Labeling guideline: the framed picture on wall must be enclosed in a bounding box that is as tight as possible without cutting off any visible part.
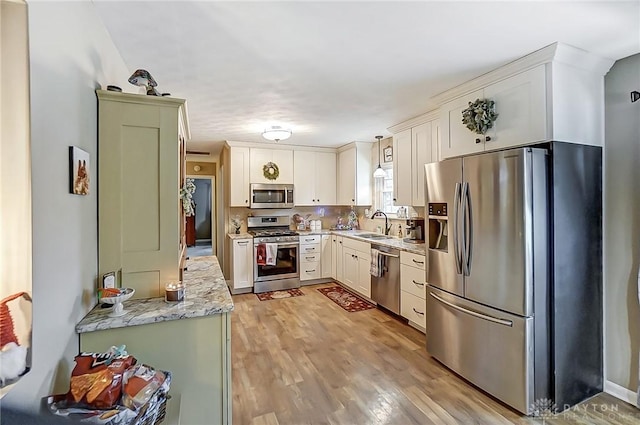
[383,146,393,163]
[69,146,90,195]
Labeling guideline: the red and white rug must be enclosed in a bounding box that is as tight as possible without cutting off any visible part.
[317,286,376,312]
[256,288,305,301]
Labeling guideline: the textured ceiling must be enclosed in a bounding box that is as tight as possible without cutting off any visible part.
[94,1,640,154]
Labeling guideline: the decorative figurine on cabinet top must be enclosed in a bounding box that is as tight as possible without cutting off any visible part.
[128,69,161,96]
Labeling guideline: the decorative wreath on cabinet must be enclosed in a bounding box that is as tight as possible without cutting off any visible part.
[461,98,498,135]
[263,162,280,180]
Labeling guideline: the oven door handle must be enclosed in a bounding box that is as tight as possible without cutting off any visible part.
[255,242,299,248]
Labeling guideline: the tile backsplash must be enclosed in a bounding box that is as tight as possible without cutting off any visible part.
[229,206,424,235]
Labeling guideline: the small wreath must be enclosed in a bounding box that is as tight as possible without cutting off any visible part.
[461,98,498,135]
[263,162,279,180]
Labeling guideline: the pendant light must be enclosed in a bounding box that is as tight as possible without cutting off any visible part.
[373,135,386,178]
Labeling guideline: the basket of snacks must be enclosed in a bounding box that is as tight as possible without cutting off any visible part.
[47,346,171,425]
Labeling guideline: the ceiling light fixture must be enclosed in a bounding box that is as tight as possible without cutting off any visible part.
[262,125,292,142]
[373,135,386,178]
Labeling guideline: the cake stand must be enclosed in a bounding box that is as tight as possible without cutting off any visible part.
[100,288,135,317]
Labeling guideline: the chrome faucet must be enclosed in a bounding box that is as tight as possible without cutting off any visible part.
[370,210,391,235]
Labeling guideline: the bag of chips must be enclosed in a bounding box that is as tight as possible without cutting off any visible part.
[66,346,136,409]
[121,364,168,410]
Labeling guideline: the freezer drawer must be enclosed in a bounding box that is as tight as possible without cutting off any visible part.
[426,286,534,414]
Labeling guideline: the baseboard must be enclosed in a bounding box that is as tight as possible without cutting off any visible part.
[604,380,638,406]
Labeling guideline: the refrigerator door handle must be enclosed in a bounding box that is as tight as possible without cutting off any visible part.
[429,292,513,327]
[453,182,463,275]
[462,182,473,276]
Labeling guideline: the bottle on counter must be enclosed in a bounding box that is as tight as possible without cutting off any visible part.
[398,224,403,238]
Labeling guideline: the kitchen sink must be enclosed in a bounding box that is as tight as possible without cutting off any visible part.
[355,233,394,240]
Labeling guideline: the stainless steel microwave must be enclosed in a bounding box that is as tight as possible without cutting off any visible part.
[250,183,294,209]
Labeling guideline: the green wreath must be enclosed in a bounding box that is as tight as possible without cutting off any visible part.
[461,98,498,135]
[263,162,279,180]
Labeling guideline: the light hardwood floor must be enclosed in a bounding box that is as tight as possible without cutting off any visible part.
[231,283,638,425]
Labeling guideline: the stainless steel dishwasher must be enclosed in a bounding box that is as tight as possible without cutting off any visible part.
[371,244,400,314]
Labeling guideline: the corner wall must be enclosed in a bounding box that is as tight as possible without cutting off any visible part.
[604,53,640,401]
[3,1,130,410]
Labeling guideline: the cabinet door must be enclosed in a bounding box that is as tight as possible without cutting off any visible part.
[99,98,180,299]
[483,66,547,152]
[321,235,332,278]
[249,148,272,184]
[230,147,250,207]
[342,248,358,290]
[440,89,484,159]
[331,235,338,280]
[271,149,294,184]
[336,236,344,283]
[411,122,432,207]
[356,252,372,298]
[293,150,316,205]
[431,119,441,163]
[392,129,412,206]
[315,152,337,205]
[337,148,356,205]
[232,239,253,290]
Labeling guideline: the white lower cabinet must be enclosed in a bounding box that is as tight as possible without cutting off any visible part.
[300,235,321,282]
[400,251,426,331]
[335,236,344,282]
[342,247,358,290]
[355,251,371,298]
[340,237,371,298]
[321,235,332,278]
[230,237,253,294]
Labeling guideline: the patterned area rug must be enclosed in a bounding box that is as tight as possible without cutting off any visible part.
[317,286,376,312]
[256,288,305,301]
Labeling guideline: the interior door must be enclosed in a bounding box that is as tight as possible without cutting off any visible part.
[462,148,533,316]
[425,158,463,297]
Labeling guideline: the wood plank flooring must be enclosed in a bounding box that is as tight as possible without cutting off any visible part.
[231,283,639,424]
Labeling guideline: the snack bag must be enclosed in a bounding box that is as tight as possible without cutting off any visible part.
[121,364,166,410]
[66,346,136,409]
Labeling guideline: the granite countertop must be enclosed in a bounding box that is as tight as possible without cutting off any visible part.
[76,256,233,334]
[228,232,252,240]
[299,229,426,255]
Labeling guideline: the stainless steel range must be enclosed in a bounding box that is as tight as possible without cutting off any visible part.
[247,216,300,293]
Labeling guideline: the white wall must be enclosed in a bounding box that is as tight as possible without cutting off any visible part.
[604,53,640,397]
[3,1,130,410]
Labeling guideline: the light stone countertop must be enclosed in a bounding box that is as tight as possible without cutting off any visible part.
[76,256,233,334]
[299,230,426,256]
[228,232,252,240]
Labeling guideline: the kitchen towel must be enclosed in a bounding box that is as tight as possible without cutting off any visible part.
[370,249,382,277]
[266,243,278,266]
[256,244,266,265]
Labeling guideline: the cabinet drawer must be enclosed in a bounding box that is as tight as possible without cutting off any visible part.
[300,235,321,244]
[401,265,426,298]
[300,253,321,263]
[400,251,426,270]
[401,291,426,329]
[300,244,320,254]
[343,237,370,253]
[300,262,321,280]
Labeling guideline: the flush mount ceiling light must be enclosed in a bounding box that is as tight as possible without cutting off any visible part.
[373,135,386,178]
[262,125,292,142]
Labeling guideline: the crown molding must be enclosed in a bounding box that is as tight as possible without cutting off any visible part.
[430,42,615,107]
[387,109,440,134]
[96,89,186,108]
[224,140,337,153]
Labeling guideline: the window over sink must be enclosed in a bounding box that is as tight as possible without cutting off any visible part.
[374,164,406,216]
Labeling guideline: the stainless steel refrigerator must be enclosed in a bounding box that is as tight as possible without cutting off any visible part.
[424,143,602,414]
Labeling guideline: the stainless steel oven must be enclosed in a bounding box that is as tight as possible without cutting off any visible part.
[248,216,300,293]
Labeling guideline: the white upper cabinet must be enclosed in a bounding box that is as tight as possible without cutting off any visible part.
[392,129,412,206]
[229,146,250,207]
[250,148,294,184]
[337,142,371,206]
[294,150,336,206]
[435,44,614,159]
[390,112,440,207]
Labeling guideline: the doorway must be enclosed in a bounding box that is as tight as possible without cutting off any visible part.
[187,176,216,257]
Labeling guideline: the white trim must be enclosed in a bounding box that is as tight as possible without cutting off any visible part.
[387,109,440,134]
[604,380,637,406]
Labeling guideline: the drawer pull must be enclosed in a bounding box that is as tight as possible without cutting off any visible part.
[306,270,316,273]
[238,241,249,245]
[305,238,315,242]
[412,259,425,265]
[412,307,425,316]
[305,256,315,260]
[412,280,424,287]
[430,292,513,327]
